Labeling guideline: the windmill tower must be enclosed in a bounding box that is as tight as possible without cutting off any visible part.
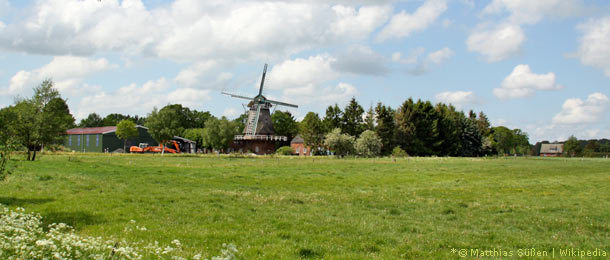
[222,64,298,154]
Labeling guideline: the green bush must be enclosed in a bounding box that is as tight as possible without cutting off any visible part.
[276,146,294,156]
[392,147,408,157]
[324,128,355,157]
[355,130,382,157]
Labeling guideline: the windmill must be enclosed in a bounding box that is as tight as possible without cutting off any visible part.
[222,64,298,154]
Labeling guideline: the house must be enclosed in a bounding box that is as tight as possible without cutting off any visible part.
[64,126,157,153]
[290,135,311,156]
[540,143,563,157]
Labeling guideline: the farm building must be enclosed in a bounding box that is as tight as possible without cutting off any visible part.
[64,126,157,153]
[540,143,563,157]
[290,135,311,156]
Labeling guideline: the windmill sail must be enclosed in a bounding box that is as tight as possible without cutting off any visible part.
[223,63,298,137]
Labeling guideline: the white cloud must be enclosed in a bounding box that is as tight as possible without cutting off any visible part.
[330,44,389,75]
[282,82,357,107]
[576,16,610,77]
[4,56,116,97]
[376,0,447,41]
[0,0,11,20]
[0,0,391,63]
[330,5,392,41]
[75,77,211,119]
[167,88,211,108]
[393,47,453,75]
[435,91,479,109]
[265,55,357,107]
[392,47,425,64]
[222,108,241,119]
[467,23,525,62]
[481,0,585,25]
[468,0,585,63]
[268,54,339,91]
[553,93,609,124]
[493,64,562,99]
[174,61,233,89]
[427,47,454,65]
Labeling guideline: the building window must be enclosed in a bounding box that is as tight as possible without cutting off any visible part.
[69,136,72,146]
[86,135,90,147]
[296,147,300,154]
[255,146,259,153]
[77,136,80,146]
[96,135,100,147]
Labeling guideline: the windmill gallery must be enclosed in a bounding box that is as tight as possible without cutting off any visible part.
[223,64,299,155]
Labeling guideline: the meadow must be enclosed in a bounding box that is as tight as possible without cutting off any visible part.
[1,154,609,259]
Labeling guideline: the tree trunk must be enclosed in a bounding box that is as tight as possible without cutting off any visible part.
[32,150,37,161]
[161,144,165,156]
[27,149,31,161]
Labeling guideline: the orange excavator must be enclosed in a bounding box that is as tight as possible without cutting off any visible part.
[130,140,181,154]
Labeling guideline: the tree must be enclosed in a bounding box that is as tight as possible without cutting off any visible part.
[271,110,298,143]
[9,80,74,160]
[355,130,382,157]
[219,117,241,151]
[10,100,37,160]
[583,140,599,157]
[491,126,514,155]
[324,128,355,157]
[0,107,17,181]
[79,113,104,127]
[201,117,240,152]
[459,116,483,157]
[375,103,395,155]
[512,129,529,155]
[233,113,248,133]
[146,107,184,155]
[116,120,138,152]
[394,98,440,156]
[363,105,375,131]
[300,112,324,152]
[182,128,204,151]
[201,117,221,151]
[323,104,343,134]
[435,103,461,156]
[342,98,364,137]
[564,135,581,157]
[103,113,130,126]
[477,112,491,137]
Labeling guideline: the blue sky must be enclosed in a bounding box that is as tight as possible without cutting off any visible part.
[1,0,609,142]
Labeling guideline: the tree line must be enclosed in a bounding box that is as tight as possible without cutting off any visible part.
[1,80,533,160]
[532,136,610,157]
[299,98,530,157]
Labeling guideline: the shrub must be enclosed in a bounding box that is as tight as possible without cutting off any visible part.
[0,205,237,260]
[324,128,355,157]
[275,146,294,156]
[355,130,382,157]
[392,147,408,157]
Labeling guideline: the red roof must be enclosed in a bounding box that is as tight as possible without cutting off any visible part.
[65,126,117,135]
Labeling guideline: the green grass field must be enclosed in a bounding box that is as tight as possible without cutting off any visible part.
[1,154,609,259]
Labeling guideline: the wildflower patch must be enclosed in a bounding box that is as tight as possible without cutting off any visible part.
[0,205,237,260]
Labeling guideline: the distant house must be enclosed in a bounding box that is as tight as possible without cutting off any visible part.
[64,126,157,153]
[290,135,310,156]
[540,143,563,157]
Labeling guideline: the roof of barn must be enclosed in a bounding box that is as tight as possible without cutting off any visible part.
[65,125,147,135]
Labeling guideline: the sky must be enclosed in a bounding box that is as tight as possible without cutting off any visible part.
[0,0,609,143]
